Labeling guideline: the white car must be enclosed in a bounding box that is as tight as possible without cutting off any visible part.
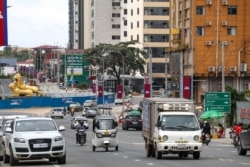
[83,100,97,107]
[3,117,66,165]
[51,107,65,118]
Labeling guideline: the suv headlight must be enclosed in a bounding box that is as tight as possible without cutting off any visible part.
[14,138,26,143]
[55,136,64,142]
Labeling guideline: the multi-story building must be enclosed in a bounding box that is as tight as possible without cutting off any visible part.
[173,0,250,103]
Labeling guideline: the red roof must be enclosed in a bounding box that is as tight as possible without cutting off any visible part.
[32,45,59,50]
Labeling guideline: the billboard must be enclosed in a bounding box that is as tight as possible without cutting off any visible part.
[0,0,8,46]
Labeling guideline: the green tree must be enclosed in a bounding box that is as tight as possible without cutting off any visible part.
[84,41,147,84]
[225,85,246,127]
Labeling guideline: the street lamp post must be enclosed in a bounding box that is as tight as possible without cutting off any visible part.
[91,56,105,107]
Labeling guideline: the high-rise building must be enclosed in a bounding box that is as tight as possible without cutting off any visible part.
[175,0,250,103]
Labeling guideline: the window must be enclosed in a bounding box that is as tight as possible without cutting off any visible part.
[124,9,127,15]
[137,34,139,41]
[112,36,120,40]
[137,8,139,15]
[228,6,237,15]
[124,31,127,37]
[131,22,133,29]
[137,21,139,28]
[124,20,127,26]
[131,9,133,16]
[112,13,121,17]
[124,0,127,3]
[112,24,121,29]
[131,35,133,41]
[227,27,236,36]
[196,6,205,15]
[196,26,205,36]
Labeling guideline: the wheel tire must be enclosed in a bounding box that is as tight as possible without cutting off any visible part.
[10,147,18,166]
[105,146,108,152]
[193,152,200,159]
[57,152,66,164]
[146,144,152,157]
[237,139,247,155]
[125,125,128,130]
[155,147,162,159]
[3,146,10,163]
[92,146,96,152]
[115,145,118,151]
[49,158,57,162]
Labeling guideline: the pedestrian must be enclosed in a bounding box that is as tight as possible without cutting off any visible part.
[63,107,66,115]
[65,86,68,92]
[217,123,224,138]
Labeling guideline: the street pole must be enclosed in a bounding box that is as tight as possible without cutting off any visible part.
[149,48,152,98]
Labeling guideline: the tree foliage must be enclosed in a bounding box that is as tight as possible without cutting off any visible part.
[0,46,31,61]
[84,41,148,84]
[225,85,246,127]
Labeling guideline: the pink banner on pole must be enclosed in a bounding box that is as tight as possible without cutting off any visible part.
[0,0,8,46]
[183,76,191,99]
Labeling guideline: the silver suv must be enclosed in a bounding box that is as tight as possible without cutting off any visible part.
[2,117,66,165]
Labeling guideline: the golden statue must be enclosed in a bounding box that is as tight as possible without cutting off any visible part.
[9,73,42,96]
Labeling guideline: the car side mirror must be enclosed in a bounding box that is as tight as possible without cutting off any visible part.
[5,127,13,133]
[156,121,162,127]
[95,121,100,129]
[114,121,118,127]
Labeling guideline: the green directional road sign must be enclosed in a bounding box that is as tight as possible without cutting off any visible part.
[204,92,231,112]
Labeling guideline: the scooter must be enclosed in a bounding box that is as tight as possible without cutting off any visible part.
[202,133,211,145]
[229,129,238,147]
[77,129,86,146]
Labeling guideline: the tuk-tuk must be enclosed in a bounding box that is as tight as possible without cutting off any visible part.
[92,115,118,152]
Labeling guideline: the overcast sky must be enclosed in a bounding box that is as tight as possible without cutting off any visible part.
[3,0,68,49]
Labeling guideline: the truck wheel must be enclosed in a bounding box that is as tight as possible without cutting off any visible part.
[92,146,96,152]
[237,139,247,155]
[155,148,162,159]
[10,147,18,166]
[193,152,200,159]
[146,144,152,157]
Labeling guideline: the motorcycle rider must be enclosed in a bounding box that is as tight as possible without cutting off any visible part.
[201,121,211,141]
[232,122,243,145]
[75,120,87,144]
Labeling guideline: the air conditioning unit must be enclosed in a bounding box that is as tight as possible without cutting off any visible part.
[222,21,227,26]
[206,41,212,46]
[218,66,223,72]
[206,0,212,5]
[230,66,237,72]
[222,41,227,46]
[222,0,228,5]
[240,63,247,72]
[206,21,212,26]
[208,66,215,72]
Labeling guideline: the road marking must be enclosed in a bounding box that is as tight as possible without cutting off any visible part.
[240,163,250,165]
[123,156,128,158]
[147,163,155,166]
[219,158,234,162]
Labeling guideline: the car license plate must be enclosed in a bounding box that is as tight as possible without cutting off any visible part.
[177,144,186,149]
[132,121,137,124]
[33,143,48,148]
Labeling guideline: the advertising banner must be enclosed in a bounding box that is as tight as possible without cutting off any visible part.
[144,84,150,98]
[0,0,8,46]
[117,85,123,99]
[98,85,103,97]
[183,76,191,99]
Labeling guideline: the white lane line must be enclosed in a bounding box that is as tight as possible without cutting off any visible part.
[123,156,128,158]
[147,163,155,166]
[134,159,140,162]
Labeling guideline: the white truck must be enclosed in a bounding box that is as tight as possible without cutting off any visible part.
[142,97,202,159]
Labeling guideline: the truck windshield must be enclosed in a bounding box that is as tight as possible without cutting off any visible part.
[161,115,200,131]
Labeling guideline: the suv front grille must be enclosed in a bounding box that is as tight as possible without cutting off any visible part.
[29,138,52,152]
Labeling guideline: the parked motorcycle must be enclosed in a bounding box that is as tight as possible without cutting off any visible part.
[202,133,211,145]
[77,129,86,146]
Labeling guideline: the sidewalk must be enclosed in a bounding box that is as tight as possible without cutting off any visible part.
[211,128,232,144]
